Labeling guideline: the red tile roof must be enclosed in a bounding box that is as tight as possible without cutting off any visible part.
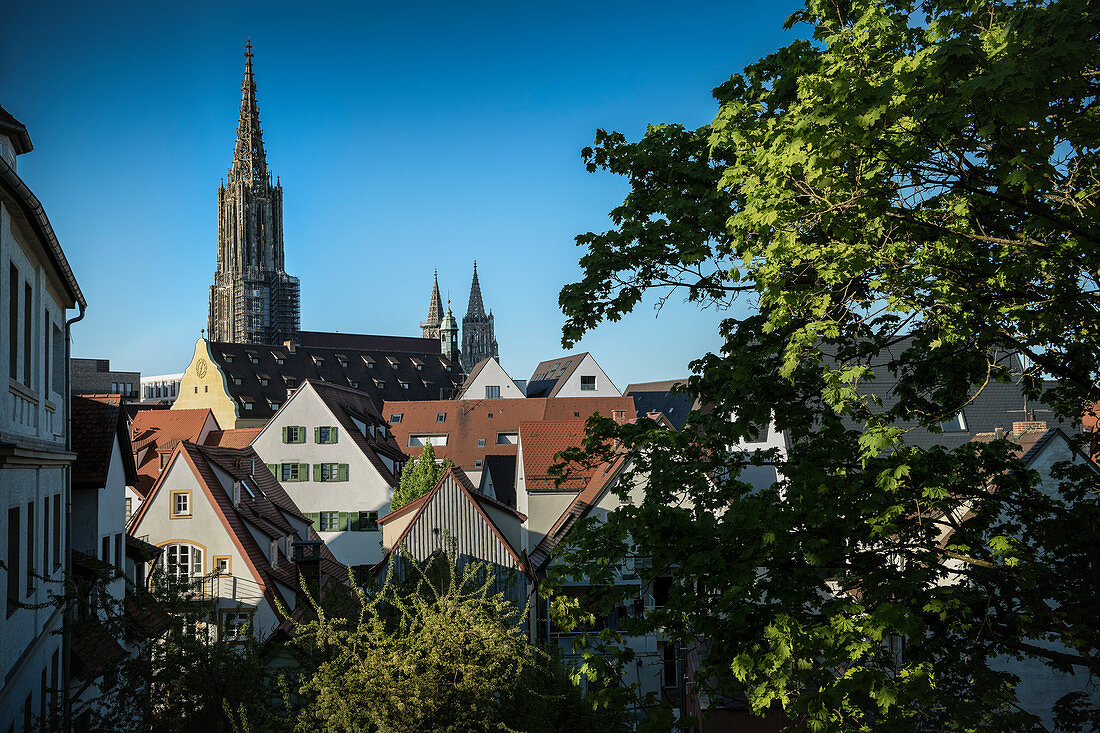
[519,420,599,490]
[382,396,634,470]
[130,408,217,497]
[204,428,262,448]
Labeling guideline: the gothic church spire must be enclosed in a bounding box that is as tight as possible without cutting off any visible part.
[421,270,445,339]
[460,261,497,372]
[466,261,486,319]
[231,39,268,186]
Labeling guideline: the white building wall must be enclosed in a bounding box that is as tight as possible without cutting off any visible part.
[140,373,184,403]
[250,383,394,567]
[1,173,75,733]
[553,354,621,398]
[460,358,525,400]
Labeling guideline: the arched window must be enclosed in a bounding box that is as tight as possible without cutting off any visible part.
[163,543,203,579]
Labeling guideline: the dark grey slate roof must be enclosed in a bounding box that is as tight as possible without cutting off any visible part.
[824,338,1073,450]
[625,379,699,431]
[480,454,517,508]
[208,338,463,419]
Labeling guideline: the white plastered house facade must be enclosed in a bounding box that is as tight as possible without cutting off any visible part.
[249,380,405,569]
[457,357,526,400]
[1,111,84,733]
[128,443,307,643]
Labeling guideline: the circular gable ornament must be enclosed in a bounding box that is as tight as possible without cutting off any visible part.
[196,358,209,379]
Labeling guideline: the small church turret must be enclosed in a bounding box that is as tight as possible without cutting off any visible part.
[440,302,460,364]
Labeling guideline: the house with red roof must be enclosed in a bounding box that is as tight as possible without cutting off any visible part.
[127,442,339,642]
[128,408,220,521]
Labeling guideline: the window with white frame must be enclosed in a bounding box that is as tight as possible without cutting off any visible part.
[319,512,339,531]
[163,543,203,579]
[221,610,253,642]
[170,490,191,517]
[580,375,596,391]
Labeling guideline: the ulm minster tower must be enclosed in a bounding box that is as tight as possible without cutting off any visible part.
[208,41,300,345]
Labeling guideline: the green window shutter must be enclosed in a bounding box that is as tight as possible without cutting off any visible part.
[314,427,321,443]
[337,512,348,531]
[266,463,277,478]
[282,426,289,443]
[307,512,317,528]
[313,464,323,482]
[350,513,360,532]
[297,427,307,444]
[298,463,309,481]
[338,464,348,481]
[331,427,338,444]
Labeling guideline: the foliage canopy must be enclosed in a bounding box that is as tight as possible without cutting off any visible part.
[391,440,453,511]
[553,0,1100,730]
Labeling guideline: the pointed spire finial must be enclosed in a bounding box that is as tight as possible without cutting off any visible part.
[232,39,267,185]
[465,261,486,319]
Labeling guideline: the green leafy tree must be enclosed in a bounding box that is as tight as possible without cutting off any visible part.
[391,440,452,511]
[552,0,1100,730]
[291,551,629,733]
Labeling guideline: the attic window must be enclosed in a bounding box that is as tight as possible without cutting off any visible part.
[400,381,409,390]
[349,379,359,389]
[313,357,324,368]
[487,412,494,419]
[436,413,446,423]
[336,355,348,368]
[268,400,280,410]
[574,411,580,418]
[362,355,375,368]
[390,413,403,424]
[247,353,259,364]
[580,375,596,391]
[374,379,385,389]
[475,459,483,468]
[496,432,518,445]
[274,354,285,365]
[233,377,242,386]
[477,438,485,447]
[259,376,270,386]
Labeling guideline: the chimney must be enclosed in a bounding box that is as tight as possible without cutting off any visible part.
[611,409,627,424]
[993,427,1006,440]
[1012,420,1047,437]
[283,339,296,354]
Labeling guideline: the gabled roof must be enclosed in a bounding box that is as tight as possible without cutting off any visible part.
[525,353,589,398]
[455,356,522,399]
[625,379,700,431]
[204,336,462,418]
[130,408,218,497]
[377,467,530,576]
[519,420,598,490]
[481,454,517,507]
[528,450,631,572]
[204,428,263,448]
[303,379,406,485]
[383,395,635,470]
[129,442,308,615]
[71,394,138,490]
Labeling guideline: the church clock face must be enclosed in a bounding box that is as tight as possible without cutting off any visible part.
[196,358,209,379]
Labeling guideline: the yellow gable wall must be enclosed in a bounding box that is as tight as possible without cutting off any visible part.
[173,338,240,428]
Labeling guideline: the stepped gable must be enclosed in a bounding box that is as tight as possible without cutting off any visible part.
[71,394,137,490]
[207,335,462,418]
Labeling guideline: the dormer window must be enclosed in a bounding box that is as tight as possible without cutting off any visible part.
[313,357,324,368]
[233,377,242,386]
[225,355,234,363]
[338,357,348,368]
[247,353,259,365]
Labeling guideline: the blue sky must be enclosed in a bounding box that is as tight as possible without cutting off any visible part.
[3,0,801,388]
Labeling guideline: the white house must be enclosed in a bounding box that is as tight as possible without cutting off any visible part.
[127,442,333,643]
[0,103,86,733]
[140,373,185,404]
[249,379,407,571]
[456,356,526,400]
[525,352,621,398]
